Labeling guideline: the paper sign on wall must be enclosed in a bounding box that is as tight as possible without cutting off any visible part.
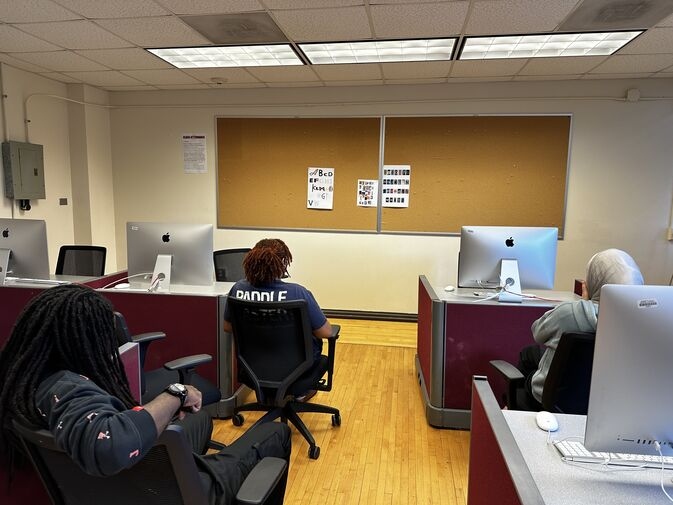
[357,179,378,207]
[182,134,207,173]
[382,164,411,208]
[307,167,334,210]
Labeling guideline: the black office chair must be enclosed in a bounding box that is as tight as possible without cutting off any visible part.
[227,298,341,460]
[490,331,596,415]
[12,420,288,505]
[114,312,222,408]
[55,245,106,276]
[213,248,251,282]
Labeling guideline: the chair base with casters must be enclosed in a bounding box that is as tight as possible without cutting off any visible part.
[12,420,288,505]
[490,331,596,415]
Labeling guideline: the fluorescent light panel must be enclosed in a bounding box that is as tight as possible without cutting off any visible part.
[459,31,643,60]
[147,45,303,67]
[299,39,456,64]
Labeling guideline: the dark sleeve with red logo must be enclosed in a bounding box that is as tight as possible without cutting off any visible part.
[34,370,158,477]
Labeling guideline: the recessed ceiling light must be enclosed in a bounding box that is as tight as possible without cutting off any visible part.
[459,31,643,60]
[298,38,457,65]
[147,45,304,68]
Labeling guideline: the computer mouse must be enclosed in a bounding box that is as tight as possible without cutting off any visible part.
[114,282,131,289]
[444,285,455,292]
[535,410,559,432]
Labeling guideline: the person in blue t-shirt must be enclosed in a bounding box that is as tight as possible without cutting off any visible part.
[222,238,332,402]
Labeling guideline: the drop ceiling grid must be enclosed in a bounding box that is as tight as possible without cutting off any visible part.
[18,20,133,49]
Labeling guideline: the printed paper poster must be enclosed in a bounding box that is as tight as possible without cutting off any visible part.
[357,179,378,207]
[182,134,207,173]
[307,167,334,210]
[382,164,411,208]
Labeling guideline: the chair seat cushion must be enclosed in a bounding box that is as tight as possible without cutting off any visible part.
[287,356,328,396]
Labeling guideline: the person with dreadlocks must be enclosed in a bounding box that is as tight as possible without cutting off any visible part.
[222,238,332,402]
[0,284,291,505]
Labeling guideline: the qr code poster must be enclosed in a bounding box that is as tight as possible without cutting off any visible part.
[357,179,378,207]
[381,165,410,208]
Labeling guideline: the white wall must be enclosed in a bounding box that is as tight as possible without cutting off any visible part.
[108,79,673,313]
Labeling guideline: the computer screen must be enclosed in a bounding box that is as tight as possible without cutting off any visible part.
[457,226,558,292]
[0,218,50,281]
[126,222,214,287]
[584,284,673,456]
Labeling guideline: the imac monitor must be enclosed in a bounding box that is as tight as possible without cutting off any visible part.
[126,222,214,288]
[457,226,558,295]
[0,218,50,282]
[584,284,673,456]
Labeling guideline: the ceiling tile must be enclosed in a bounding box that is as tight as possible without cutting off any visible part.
[371,2,468,38]
[122,68,202,85]
[217,82,267,88]
[658,12,673,27]
[63,70,146,86]
[465,0,578,35]
[447,76,512,83]
[19,20,133,49]
[75,48,172,69]
[450,59,527,78]
[581,72,653,79]
[590,54,673,73]
[652,72,673,78]
[272,6,371,41]
[0,0,81,22]
[618,27,673,54]
[156,0,263,15]
[513,74,582,81]
[265,0,363,7]
[104,85,159,91]
[53,0,168,18]
[0,53,52,73]
[0,25,60,52]
[381,61,451,79]
[322,79,384,86]
[95,16,211,47]
[312,63,382,81]
[181,67,261,84]
[245,65,320,82]
[11,51,109,71]
[266,81,323,87]
[519,56,607,76]
[39,72,83,83]
[385,77,447,85]
[153,83,215,89]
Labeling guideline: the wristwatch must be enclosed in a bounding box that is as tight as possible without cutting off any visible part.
[164,383,188,407]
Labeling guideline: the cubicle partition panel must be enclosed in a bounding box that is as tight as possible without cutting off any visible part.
[101,291,220,386]
[416,275,564,429]
[0,285,44,346]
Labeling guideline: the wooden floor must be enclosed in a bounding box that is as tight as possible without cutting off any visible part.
[212,319,470,505]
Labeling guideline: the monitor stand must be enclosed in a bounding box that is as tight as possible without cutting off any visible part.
[498,259,522,303]
[149,254,172,292]
[0,248,9,286]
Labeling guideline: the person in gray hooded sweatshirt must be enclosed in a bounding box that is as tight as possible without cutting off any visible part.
[522,248,644,405]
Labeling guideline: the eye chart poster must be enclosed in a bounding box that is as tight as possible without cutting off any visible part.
[382,164,411,208]
[357,179,378,207]
[307,167,334,210]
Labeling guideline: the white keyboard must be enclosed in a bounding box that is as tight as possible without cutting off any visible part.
[554,440,673,469]
[13,278,69,286]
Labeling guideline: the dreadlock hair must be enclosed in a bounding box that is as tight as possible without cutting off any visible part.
[0,284,137,454]
[243,238,293,287]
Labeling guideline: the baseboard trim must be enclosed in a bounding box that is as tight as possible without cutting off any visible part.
[323,309,417,323]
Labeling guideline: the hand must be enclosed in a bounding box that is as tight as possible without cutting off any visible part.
[581,280,589,300]
[177,385,202,420]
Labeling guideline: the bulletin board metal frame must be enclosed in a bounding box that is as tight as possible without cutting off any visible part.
[216,114,571,236]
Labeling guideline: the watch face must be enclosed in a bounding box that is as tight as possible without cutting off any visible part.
[171,383,186,394]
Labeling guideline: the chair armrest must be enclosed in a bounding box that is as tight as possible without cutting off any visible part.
[131,331,166,345]
[489,360,524,382]
[235,457,288,505]
[163,354,212,371]
[328,323,340,340]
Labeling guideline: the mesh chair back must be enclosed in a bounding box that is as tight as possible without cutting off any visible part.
[213,248,250,282]
[56,245,106,276]
[542,331,596,415]
[12,422,207,505]
[227,298,314,403]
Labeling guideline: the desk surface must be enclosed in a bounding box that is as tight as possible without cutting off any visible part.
[99,281,235,296]
[504,410,673,504]
[436,286,578,307]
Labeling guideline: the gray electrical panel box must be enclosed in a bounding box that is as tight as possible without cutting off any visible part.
[2,141,45,200]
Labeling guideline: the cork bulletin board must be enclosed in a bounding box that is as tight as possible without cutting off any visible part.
[216,115,570,235]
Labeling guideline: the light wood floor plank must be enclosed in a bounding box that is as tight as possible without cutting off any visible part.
[212,319,469,505]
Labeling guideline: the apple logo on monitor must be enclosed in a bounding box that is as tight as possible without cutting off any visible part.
[505,236,514,247]
[162,232,170,243]
[1,228,8,238]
